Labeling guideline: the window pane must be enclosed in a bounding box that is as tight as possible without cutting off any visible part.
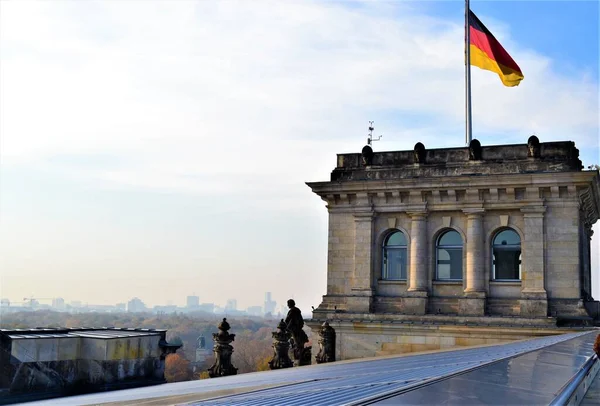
[437,248,462,280]
[448,249,463,279]
[493,229,520,246]
[439,230,462,246]
[386,231,407,247]
[437,249,451,279]
[384,248,406,280]
[494,249,521,279]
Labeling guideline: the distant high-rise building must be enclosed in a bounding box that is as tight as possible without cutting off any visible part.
[199,303,215,313]
[225,299,237,311]
[264,292,276,315]
[247,306,262,316]
[127,297,147,313]
[52,298,65,310]
[153,305,178,314]
[278,304,289,317]
[116,303,126,312]
[186,295,200,308]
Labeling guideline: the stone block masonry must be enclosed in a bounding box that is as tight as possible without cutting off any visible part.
[307,137,599,360]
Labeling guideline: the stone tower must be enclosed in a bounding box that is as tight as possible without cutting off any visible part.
[307,138,599,359]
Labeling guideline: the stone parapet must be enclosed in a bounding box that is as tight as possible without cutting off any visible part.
[309,310,558,327]
[549,299,591,318]
[306,317,591,360]
[331,141,582,182]
[459,296,486,316]
[520,298,548,318]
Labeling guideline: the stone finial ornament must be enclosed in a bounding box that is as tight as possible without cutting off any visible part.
[527,135,540,158]
[361,145,374,166]
[413,142,426,164]
[268,319,294,370]
[207,318,237,378]
[469,139,482,161]
[315,321,336,364]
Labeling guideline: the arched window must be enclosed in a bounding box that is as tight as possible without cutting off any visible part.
[436,230,463,280]
[382,231,407,280]
[492,229,521,280]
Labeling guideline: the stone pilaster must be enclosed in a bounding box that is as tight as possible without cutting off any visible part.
[520,206,548,317]
[406,211,428,315]
[463,209,486,293]
[461,209,486,316]
[583,225,594,299]
[351,212,374,312]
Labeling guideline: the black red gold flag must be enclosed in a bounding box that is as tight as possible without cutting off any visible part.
[469,10,524,87]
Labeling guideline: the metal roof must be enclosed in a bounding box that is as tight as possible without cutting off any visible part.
[1,327,164,340]
[372,332,598,405]
[73,331,159,339]
[188,331,595,406]
[28,330,598,406]
[6,333,80,340]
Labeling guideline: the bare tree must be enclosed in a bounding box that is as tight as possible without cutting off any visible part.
[232,328,272,373]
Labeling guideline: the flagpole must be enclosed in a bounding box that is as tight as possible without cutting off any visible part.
[465,0,472,145]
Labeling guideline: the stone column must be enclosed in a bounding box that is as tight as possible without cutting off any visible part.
[351,212,374,313]
[584,226,594,299]
[520,206,548,317]
[406,211,428,315]
[460,209,486,316]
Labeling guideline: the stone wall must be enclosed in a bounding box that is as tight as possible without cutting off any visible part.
[309,140,600,321]
[307,318,568,360]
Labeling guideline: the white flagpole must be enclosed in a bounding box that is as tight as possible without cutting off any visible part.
[465,0,473,145]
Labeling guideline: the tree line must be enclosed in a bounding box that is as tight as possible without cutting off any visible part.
[0,310,311,382]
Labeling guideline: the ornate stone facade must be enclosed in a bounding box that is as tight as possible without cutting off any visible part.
[307,139,599,359]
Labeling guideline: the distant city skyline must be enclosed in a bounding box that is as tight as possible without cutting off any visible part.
[1,1,599,307]
[0,290,290,317]
[0,292,284,311]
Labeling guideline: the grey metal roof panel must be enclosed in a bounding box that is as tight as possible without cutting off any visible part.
[372,332,597,405]
[189,331,593,406]
[5,329,160,340]
[26,330,596,406]
[74,333,157,339]
[8,334,76,339]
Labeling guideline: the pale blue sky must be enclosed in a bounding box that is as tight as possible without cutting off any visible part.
[0,0,598,310]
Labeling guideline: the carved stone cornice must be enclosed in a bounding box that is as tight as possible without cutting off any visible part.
[579,186,599,228]
[462,208,485,217]
[520,206,546,217]
[353,211,375,222]
[406,209,428,219]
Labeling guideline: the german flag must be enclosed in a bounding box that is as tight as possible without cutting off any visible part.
[469,10,524,87]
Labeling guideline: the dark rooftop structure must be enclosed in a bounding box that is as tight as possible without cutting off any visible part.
[0,327,181,404]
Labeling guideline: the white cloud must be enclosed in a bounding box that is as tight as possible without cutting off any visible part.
[1,0,598,305]
[2,0,597,184]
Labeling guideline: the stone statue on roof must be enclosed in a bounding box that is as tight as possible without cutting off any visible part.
[285,299,311,366]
